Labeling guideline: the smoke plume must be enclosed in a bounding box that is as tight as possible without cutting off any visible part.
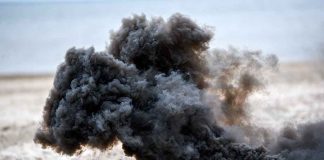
[206,47,278,126]
[34,13,322,160]
[270,121,324,160]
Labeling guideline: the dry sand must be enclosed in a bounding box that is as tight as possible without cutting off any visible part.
[0,62,323,160]
[0,75,134,160]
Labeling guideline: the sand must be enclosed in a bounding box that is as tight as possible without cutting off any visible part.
[0,62,323,160]
[0,75,134,160]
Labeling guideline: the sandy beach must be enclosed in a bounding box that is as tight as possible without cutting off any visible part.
[0,62,323,160]
[0,75,134,160]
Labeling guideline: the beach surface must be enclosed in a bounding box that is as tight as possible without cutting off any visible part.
[0,61,323,160]
[0,75,134,160]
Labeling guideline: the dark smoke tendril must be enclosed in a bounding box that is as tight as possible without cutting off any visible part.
[34,14,280,160]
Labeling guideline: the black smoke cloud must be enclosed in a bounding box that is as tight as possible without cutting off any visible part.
[34,13,321,160]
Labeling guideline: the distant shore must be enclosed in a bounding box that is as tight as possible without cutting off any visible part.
[0,73,54,80]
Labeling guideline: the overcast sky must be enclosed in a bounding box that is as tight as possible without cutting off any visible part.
[0,0,323,74]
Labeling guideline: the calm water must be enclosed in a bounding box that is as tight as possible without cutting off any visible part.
[0,0,323,74]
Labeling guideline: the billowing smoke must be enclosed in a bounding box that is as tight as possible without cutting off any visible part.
[34,13,322,160]
[205,47,278,126]
[270,121,324,160]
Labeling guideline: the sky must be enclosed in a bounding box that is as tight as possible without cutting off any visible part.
[0,0,323,74]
